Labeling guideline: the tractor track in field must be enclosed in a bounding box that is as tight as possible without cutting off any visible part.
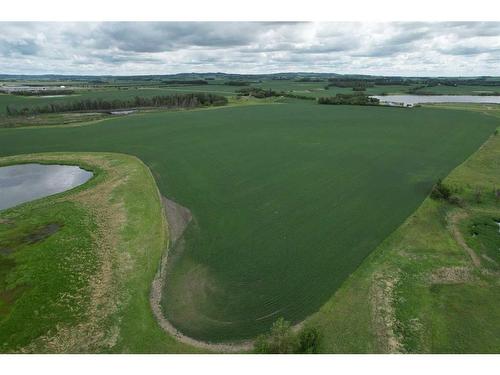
[149,196,254,353]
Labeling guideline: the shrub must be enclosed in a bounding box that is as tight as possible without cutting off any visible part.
[430,179,452,201]
[448,195,464,207]
[253,318,322,354]
[254,318,298,354]
[297,326,321,353]
[474,188,482,203]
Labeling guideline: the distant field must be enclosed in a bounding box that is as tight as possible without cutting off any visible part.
[0,85,237,115]
[0,102,496,342]
[412,85,500,95]
[3,80,500,117]
[253,81,416,98]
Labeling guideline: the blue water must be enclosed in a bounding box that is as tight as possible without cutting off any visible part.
[0,163,93,210]
[372,95,500,105]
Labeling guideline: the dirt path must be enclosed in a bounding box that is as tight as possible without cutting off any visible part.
[370,270,403,353]
[150,197,254,353]
[448,210,481,268]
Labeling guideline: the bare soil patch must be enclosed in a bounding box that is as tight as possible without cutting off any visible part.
[370,270,403,353]
[429,266,475,284]
[162,197,192,245]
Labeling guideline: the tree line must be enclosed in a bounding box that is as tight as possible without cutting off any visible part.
[224,81,251,86]
[325,79,374,90]
[161,79,208,85]
[5,93,228,116]
[236,87,279,98]
[317,94,380,106]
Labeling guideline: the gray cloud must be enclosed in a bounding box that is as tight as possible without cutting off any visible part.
[90,22,272,52]
[0,22,499,76]
[0,38,40,56]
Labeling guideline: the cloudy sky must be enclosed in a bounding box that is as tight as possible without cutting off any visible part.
[0,22,499,76]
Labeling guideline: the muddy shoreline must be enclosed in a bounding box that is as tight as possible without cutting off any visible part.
[149,196,253,353]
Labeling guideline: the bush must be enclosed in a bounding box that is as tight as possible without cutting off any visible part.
[297,326,321,353]
[448,195,464,207]
[430,179,452,200]
[254,318,298,354]
[253,318,322,354]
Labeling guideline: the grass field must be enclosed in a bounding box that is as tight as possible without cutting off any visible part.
[0,101,497,342]
[0,152,200,353]
[304,105,500,353]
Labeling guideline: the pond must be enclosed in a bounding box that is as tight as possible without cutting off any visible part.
[0,163,93,211]
[371,95,500,106]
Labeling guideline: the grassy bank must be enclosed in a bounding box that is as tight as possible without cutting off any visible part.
[0,152,199,353]
[305,109,500,353]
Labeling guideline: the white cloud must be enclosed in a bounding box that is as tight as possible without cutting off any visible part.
[0,22,499,76]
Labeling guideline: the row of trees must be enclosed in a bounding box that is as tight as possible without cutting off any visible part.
[236,87,317,101]
[161,79,208,85]
[317,94,380,106]
[224,81,251,86]
[5,93,228,116]
[236,87,279,98]
[325,79,374,89]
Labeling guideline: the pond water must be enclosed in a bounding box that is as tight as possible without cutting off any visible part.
[371,95,500,106]
[0,164,93,211]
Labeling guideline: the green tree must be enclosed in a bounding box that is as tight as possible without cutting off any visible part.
[253,318,322,354]
[430,179,452,201]
[297,326,321,353]
[254,318,298,354]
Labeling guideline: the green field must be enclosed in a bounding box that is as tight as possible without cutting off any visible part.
[0,101,497,342]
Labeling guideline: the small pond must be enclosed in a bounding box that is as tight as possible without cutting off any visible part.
[371,95,500,106]
[0,163,93,211]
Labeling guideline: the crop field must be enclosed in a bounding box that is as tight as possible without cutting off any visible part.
[305,107,500,353]
[0,101,497,342]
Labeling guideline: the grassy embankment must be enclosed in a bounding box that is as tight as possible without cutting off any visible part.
[0,152,200,353]
[305,104,500,353]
